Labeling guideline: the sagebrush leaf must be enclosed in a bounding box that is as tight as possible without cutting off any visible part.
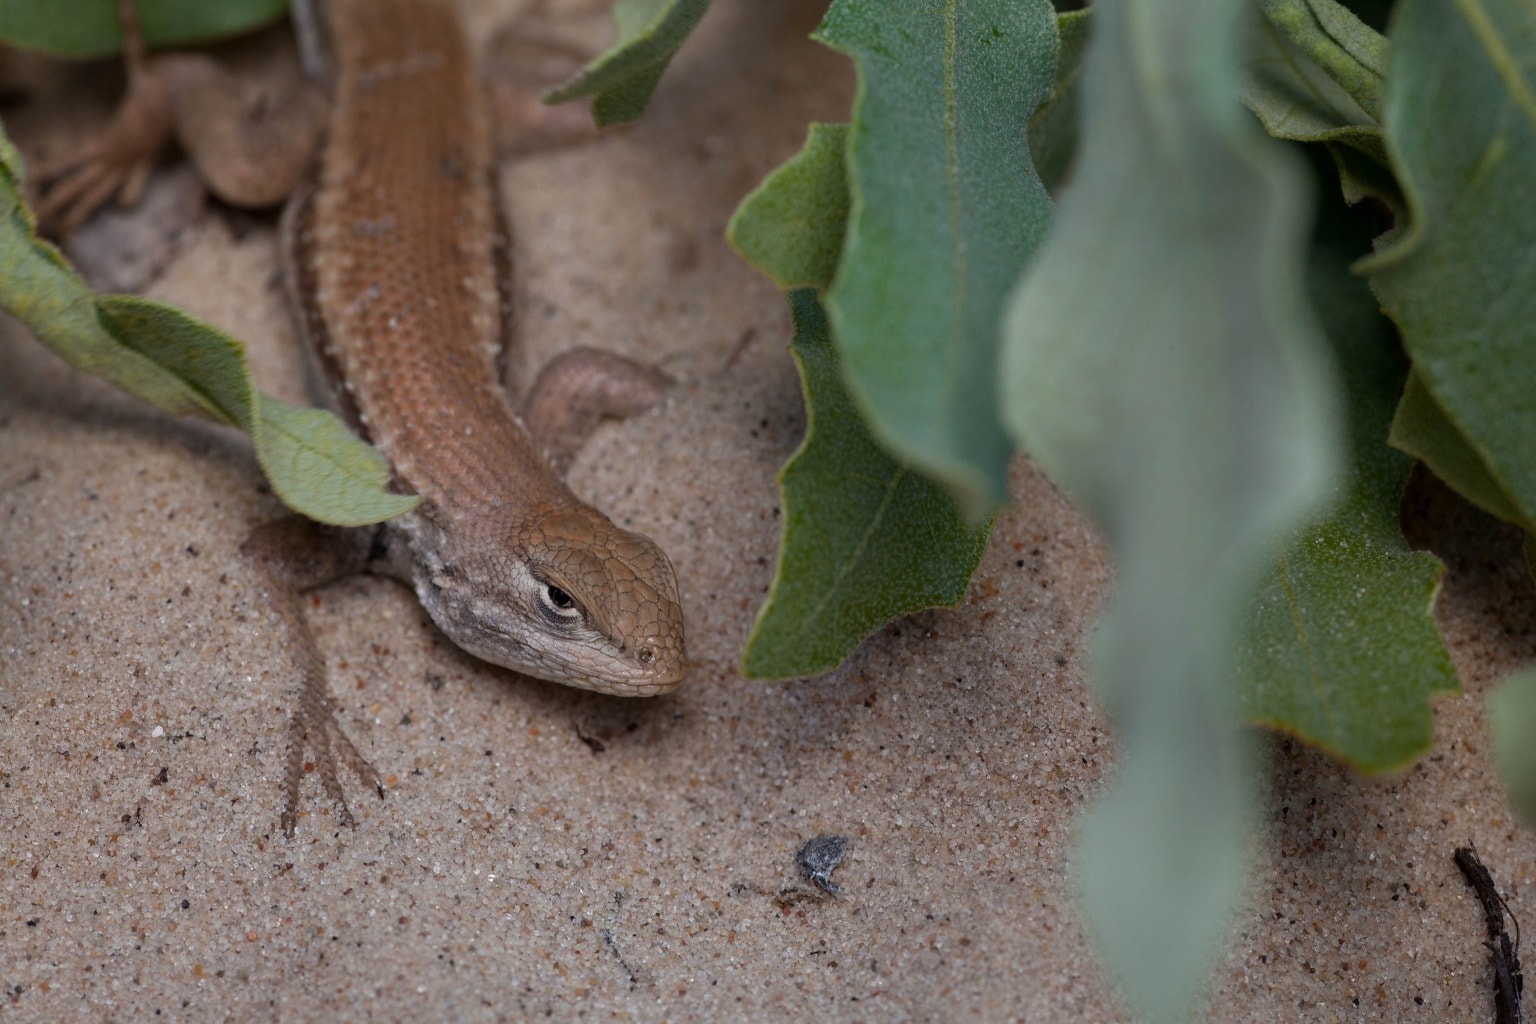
[815,0,1057,516]
[1029,10,1091,193]
[741,291,990,680]
[1491,668,1536,827]
[0,0,287,58]
[725,120,990,678]
[726,123,850,292]
[1366,0,1536,531]
[0,124,416,527]
[1237,181,1455,773]
[1000,0,1338,1020]
[1390,373,1533,530]
[1242,0,1401,208]
[1255,0,1388,120]
[544,0,710,128]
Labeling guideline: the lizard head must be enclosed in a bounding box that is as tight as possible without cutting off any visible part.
[416,507,686,696]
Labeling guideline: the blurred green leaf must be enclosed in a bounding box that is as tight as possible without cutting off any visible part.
[741,291,991,680]
[544,0,710,128]
[1366,0,1536,530]
[0,123,416,527]
[1237,182,1456,773]
[815,0,1057,516]
[1000,0,1337,1020]
[0,0,287,58]
[1491,668,1536,827]
[726,123,849,292]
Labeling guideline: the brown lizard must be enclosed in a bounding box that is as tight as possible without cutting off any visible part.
[37,0,688,835]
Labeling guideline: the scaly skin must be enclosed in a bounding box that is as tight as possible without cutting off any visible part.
[285,0,686,696]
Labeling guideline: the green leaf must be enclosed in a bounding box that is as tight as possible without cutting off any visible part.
[0,123,416,527]
[1255,0,1388,120]
[1491,668,1536,827]
[814,0,1057,516]
[1000,0,1338,1020]
[1241,0,1405,209]
[1028,10,1092,193]
[0,0,288,58]
[99,299,419,527]
[726,123,850,292]
[1327,138,1406,209]
[1237,182,1456,774]
[543,0,710,128]
[1243,4,1387,154]
[1390,372,1533,530]
[741,291,991,680]
[1366,0,1536,531]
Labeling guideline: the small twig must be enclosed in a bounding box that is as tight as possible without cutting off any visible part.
[1455,844,1525,1024]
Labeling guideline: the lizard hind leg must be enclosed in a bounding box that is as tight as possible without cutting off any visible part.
[242,517,384,837]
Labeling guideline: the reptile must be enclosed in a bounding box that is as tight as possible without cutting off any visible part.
[36,0,688,834]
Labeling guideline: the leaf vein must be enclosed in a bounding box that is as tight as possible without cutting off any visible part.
[1276,548,1340,742]
[799,466,909,630]
[1454,0,1536,132]
[942,0,965,438]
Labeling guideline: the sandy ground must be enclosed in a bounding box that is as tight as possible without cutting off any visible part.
[3,2,1535,1021]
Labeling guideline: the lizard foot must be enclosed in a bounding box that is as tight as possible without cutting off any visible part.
[32,58,174,234]
[34,0,322,234]
[281,688,385,837]
[243,516,382,837]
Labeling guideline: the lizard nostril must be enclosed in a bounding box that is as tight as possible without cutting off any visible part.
[638,646,656,665]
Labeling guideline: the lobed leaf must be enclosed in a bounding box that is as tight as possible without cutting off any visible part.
[0,0,287,58]
[1237,182,1456,774]
[1390,373,1533,530]
[1366,0,1536,532]
[1000,0,1338,1019]
[1243,5,1385,150]
[741,291,991,680]
[726,122,850,292]
[0,124,416,527]
[544,0,710,128]
[814,0,1057,516]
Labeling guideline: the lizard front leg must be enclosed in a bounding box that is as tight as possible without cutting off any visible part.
[523,349,673,475]
[241,517,385,836]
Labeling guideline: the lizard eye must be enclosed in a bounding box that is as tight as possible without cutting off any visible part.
[537,582,583,623]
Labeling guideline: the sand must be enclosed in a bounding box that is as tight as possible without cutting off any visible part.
[3,2,1534,1021]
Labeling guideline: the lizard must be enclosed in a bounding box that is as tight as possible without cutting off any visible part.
[34,0,689,835]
